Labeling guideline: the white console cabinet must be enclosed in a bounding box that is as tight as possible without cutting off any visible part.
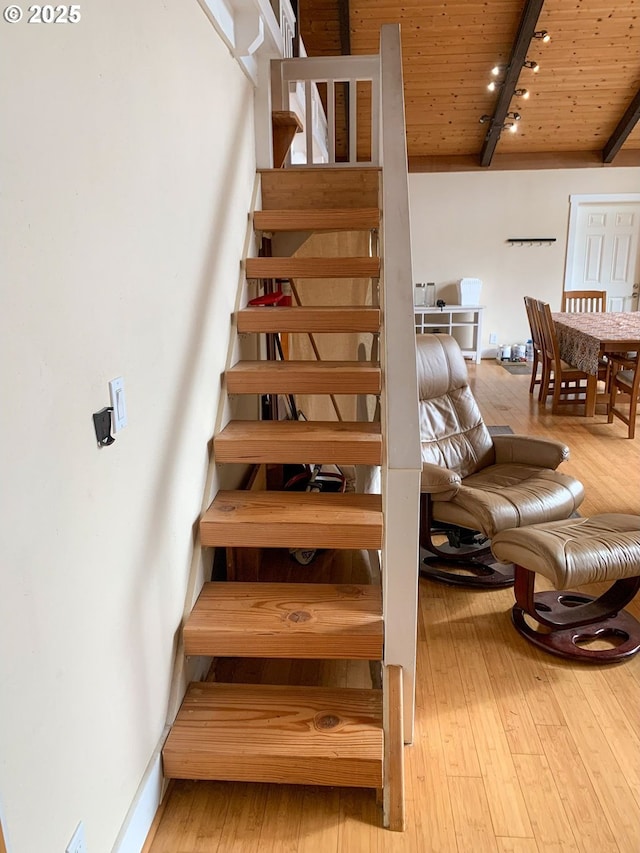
[414,305,484,363]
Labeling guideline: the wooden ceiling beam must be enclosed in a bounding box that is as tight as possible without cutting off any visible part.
[410,149,640,173]
[479,0,546,168]
[337,0,350,55]
[337,0,351,160]
[603,89,640,163]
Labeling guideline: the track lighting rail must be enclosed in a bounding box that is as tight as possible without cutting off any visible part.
[479,0,546,168]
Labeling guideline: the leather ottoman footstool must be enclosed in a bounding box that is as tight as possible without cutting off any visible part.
[490,514,640,662]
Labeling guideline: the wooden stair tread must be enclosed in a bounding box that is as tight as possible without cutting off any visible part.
[226,360,381,395]
[253,208,380,232]
[214,420,382,464]
[183,582,383,659]
[259,167,380,211]
[200,490,383,549]
[237,306,381,333]
[162,682,383,787]
[245,257,380,279]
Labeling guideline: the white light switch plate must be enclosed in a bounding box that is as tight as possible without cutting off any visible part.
[109,377,127,432]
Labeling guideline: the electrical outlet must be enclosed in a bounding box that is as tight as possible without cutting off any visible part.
[66,822,87,853]
[489,332,498,344]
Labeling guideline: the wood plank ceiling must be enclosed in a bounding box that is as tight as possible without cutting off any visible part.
[297,0,640,170]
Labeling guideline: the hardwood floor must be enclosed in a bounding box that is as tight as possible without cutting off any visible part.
[145,360,640,853]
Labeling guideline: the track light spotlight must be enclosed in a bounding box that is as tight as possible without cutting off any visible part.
[533,30,550,42]
[514,88,530,99]
[502,122,517,134]
[524,60,540,72]
[487,80,501,92]
[479,114,492,124]
[506,111,521,121]
[491,65,503,76]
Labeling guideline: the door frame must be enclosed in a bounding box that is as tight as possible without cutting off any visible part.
[564,193,640,302]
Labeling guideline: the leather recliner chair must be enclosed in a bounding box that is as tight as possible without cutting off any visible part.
[417,334,585,587]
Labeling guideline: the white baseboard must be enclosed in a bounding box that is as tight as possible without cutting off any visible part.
[1,795,11,853]
[111,731,169,853]
[112,654,211,853]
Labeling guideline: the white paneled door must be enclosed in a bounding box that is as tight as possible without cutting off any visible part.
[565,195,640,311]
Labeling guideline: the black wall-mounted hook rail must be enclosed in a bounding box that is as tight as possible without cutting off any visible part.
[507,237,556,246]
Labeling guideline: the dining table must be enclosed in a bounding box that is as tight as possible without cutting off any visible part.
[552,311,640,417]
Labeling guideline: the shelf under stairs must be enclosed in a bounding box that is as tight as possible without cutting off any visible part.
[163,166,405,829]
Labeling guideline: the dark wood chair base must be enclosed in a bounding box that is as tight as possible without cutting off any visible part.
[419,494,515,589]
[420,556,515,589]
[512,582,640,663]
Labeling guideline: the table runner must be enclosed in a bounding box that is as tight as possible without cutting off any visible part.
[552,312,640,375]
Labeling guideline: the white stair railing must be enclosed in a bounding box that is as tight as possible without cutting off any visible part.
[377,23,421,745]
[270,26,421,746]
[277,0,296,58]
[271,54,380,165]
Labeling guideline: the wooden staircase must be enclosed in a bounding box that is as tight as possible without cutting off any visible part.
[163,167,406,829]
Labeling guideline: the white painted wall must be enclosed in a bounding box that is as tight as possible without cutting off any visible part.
[0,1,256,851]
[409,167,640,354]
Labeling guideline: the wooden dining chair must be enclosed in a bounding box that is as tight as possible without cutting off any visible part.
[607,350,640,438]
[536,300,594,414]
[523,296,543,396]
[561,289,607,313]
[526,297,561,402]
[529,298,558,402]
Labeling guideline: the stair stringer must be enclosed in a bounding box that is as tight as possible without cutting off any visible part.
[161,170,265,732]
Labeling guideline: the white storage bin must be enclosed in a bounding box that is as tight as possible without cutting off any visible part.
[457,277,482,305]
